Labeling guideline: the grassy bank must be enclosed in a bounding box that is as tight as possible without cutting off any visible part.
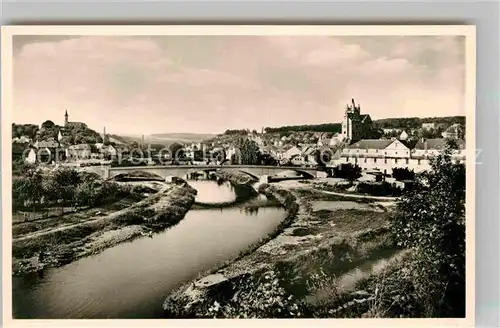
[163,182,400,318]
[12,180,197,276]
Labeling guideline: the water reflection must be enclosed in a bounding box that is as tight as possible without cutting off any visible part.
[13,179,286,319]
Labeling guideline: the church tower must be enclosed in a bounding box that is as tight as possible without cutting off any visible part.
[64,110,69,126]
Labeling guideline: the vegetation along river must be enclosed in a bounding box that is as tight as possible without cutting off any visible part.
[12,177,287,319]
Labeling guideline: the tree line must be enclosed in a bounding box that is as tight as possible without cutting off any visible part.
[12,164,134,216]
[264,123,342,134]
[374,116,465,130]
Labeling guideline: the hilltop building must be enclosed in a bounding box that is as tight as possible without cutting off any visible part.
[341,98,373,143]
[64,110,88,129]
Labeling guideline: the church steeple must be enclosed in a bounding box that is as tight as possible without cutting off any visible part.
[64,110,69,126]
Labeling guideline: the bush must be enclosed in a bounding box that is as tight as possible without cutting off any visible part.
[356,182,402,197]
[206,270,306,318]
[359,140,466,318]
[332,163,362,182]
[392,167,415,181]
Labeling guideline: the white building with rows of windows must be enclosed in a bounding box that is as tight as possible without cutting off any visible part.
[341,138,465,175]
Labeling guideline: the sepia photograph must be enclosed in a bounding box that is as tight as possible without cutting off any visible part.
[2,25,475,326]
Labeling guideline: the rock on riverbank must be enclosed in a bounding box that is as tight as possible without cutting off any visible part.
[12,179,197,276]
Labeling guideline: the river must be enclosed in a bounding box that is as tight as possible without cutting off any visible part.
[12,178,286,319]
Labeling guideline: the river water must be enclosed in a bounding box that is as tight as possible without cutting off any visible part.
[12,179,286,319]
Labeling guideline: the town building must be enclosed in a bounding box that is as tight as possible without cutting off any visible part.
[64,110,88,129]
[441,124,464,140]
[399,131,409,141]
[341,98,373,143]
[66,144,92,160]
[340,138,465,175]
[421,122,436,130]
[31,139,63,163]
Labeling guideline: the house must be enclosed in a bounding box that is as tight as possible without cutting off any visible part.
[317,137,332,147]
[413,138,466,158]
[25,148,37,164]
[283,146,301,159]
[33,139,62,163]
[441,124,464,139]
[341,139,411,175]
[329,133,343,146]
[421,122,436,130]
[341,98,373,142]
[57,129,71,142]
[66,144,92,160]
[290,154,306,166]
[399,131,409,141]
[100,144,118,159]
[382,128,400,134]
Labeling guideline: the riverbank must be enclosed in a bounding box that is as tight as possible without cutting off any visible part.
[163,181,400,318]
[12,180,197,276]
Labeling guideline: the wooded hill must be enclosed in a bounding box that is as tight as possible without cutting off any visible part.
[12,121,103,145]
[262,116,465,134]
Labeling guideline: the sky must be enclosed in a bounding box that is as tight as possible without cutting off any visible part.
[12,35,465,135]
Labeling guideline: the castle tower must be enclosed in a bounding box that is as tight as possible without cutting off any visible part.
[64,110,69,126]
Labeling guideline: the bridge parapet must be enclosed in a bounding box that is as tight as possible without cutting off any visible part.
[104,165,317,180]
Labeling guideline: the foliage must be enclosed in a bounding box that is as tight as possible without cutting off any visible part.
[374,116,465,130]
[12,123,39,139]
[384,140,466,317]
[223,129,249,135]
[264,123,342,134]
[169,142,185,159]
[12,167,44,211]
[392,167,415,181]
[356,182,403,197]
[332,163,362,182]
[206,270,305,318]
[260,153,278,166]
[235,138,261,165]
[41,120,56,129]
[315,148,333,167]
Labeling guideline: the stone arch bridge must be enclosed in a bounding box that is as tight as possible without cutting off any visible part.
[84,165,318,181]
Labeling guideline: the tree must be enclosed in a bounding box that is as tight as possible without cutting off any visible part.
[41,120,56,130]
[332,163,362,182]
[169,142,185,160]
[392,167,415,181]
[46,168,81,214]
[391,140,465,316]
[237,138,261,165]
[14,167,44,212]
[314,148,333,167]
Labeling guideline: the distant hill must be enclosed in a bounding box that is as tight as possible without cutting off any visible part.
[373,116,466,130]
[149,133,217,141]
[117,133,217,146]
[262,116,465,135]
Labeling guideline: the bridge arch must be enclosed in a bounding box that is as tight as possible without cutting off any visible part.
[291,169,316,179]
[109,170,166,181]
[235,170,260,180]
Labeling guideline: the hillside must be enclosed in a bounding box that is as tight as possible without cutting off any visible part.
[373,116,465,130]
[118,133,217,146]
[149,133,217,141]
[13,121,104,145]
[262,116,465,135]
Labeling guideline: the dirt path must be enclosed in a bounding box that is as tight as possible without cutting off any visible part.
[313,189,397,201]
